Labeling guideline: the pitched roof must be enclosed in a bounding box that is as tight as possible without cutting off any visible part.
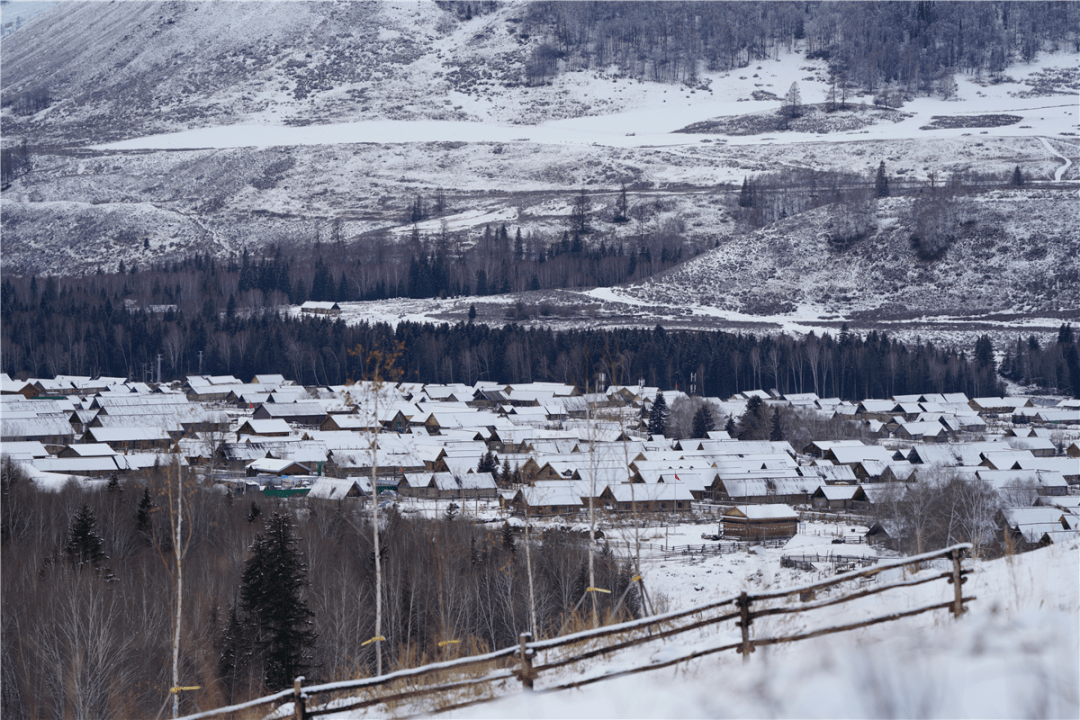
[723,504,799,520]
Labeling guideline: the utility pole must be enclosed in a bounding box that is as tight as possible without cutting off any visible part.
[157,354,163,385]
[197,350,203,376]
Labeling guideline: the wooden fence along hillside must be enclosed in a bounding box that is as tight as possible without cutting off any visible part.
[179,544,974,720]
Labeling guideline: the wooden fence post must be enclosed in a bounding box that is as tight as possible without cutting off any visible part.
[949,547,967,619]
[518,632,534,691]
[737,591,754,663]
[293,676,306,720]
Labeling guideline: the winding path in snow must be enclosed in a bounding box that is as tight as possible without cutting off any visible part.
[1038,136,1072,181]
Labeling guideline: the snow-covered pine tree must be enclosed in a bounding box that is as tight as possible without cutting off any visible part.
[65,503,106,568]
[691,403,715,438]
[648,391,668,437]
[239,512,317,691]
[875,160,890,198]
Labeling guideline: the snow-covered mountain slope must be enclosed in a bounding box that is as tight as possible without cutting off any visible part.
[456,539,1080,720]
[618,190,1080,320]
[1,1,1078,334]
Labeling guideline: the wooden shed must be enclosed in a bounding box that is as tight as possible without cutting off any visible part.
[721,504,799,541]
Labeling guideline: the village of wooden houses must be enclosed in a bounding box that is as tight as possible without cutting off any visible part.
[2,371,1079,555]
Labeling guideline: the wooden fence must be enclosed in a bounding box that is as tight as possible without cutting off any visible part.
[178,543,974,720]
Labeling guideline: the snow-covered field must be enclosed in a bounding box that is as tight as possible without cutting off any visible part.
[453,537,1080,720]
[93,43,1078,154]
[2,1,1078,340]
[290,498,1079,719]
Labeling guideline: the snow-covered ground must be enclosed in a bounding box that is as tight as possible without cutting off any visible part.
[95,49,1079,152]
[452,537,1080,720]
[292,498,1079,719]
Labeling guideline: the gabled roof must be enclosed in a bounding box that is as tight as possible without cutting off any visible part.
[605,483,695,503]
[723,504,799,520]
[999,507,1078,544]
[246,458,311,475]
[813,485,860,500]
[514,485,584,508]
[307,477,366,499]
[85,426,171,443]
[238,419,292,435]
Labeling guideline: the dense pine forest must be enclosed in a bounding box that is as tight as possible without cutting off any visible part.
[8,259,1080,399]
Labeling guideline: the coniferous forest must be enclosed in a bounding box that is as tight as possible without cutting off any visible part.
[6,269,1072,399]
[4,261,1080,398]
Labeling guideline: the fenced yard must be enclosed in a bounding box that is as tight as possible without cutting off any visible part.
[178,543,974,720]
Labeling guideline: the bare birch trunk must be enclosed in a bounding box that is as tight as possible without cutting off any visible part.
[586,383,598,629]
[524,504,537,638]
[172,461,182,719]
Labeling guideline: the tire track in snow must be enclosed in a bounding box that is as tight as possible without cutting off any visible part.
[1038,136,1072,182]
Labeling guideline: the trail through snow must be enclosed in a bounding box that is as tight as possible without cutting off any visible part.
[1038,135,1073,182]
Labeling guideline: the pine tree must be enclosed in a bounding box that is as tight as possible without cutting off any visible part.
[247,501,262,524]
[65,504,106,569]
[648,391,668,437]
[217,603,250,704]
[738,396,769,440]
[1011,165,1024,186]
[875,161,890,197]
[825,81,838,112]
[738,176,754,208]
[468,304,477,322]
[691,404,715,438]
[782,82,802,118]
[614,183,630,223]
[570,188,591,235]
[501,457,513,485]
[135,486,155,546]
[769,408,785,441]
[239,512,317,691]
[724,416,736,435]
[501,522,516,553]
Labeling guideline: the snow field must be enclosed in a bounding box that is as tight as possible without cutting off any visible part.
[93,44,1079,153]
[450,538,1080,720]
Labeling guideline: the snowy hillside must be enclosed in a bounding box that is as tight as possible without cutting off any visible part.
[1,1,1078,340]
[456,539,1080,719]
[619,189,1080,320]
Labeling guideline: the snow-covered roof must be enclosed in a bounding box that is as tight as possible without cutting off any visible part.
[307,477,366,499]
[724,504,799,520]
[606,483,695,503]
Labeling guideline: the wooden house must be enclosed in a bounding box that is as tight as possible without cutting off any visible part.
[997,507,1078,550]
[253,402,327,427]
[84,426,172,452]
[246,458,312,477]
[509,486,584,517]
[300,301,342,316]
[599,483,694,513]
[236,419,292,441]
[306,477,366,500]
[721,504,799,541]
[811,485,861,511]
[1,416,76,446]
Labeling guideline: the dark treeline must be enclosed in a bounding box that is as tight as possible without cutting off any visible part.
[1000,324,1080,399]
[1,460,634,718]
[5,265,1055,399]
[522,2,1077,91]
[20,191,697,304]
[0,139,32,188]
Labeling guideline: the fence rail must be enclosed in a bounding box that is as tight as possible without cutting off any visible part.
[179,544,973,720]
